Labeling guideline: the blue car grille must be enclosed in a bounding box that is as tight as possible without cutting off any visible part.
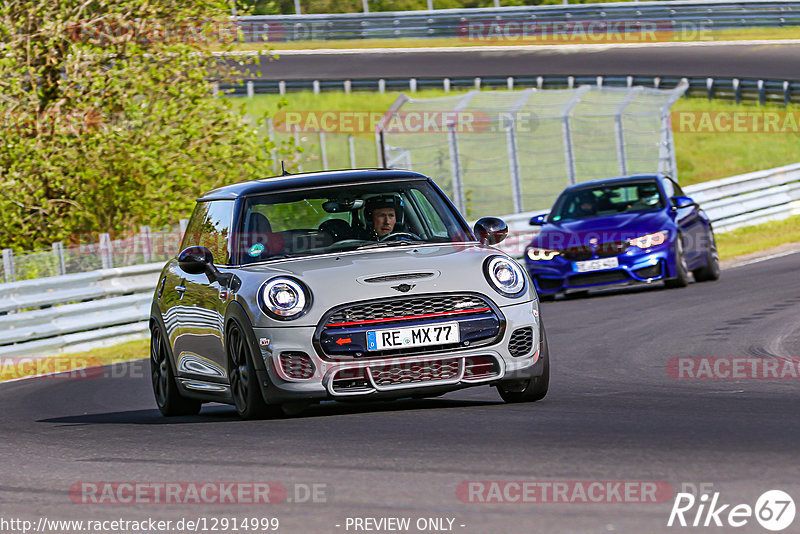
[567,270,630,287]
[560,241,629,260]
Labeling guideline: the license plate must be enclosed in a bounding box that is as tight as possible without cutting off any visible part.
[366,322,460,351]
[574,257,619,272]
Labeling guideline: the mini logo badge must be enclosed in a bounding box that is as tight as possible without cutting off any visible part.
[259,338,270,347]
[391,283,415,293]
[248,243,265,257]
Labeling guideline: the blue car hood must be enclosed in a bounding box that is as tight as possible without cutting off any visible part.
[531,210,668,249]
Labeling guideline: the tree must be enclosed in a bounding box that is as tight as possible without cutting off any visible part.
[0,0,288,250]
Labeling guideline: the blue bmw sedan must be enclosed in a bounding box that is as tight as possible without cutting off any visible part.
[524,174,720,299]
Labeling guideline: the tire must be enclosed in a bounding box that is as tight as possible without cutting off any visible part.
[693,231,720,282]
[150,322,202,417]
[664,235,690,289]
[227,320,281,420]
[497,324,550,403]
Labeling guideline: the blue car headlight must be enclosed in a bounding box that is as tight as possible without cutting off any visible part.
[485,256,526,298]
[526,247,560,261]
[629,230,669,249]
[260,277,311,320]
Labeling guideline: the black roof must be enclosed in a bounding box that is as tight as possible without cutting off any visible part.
[198,169,430,201]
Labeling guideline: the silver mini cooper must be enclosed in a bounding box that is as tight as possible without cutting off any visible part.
[150,169,549,418]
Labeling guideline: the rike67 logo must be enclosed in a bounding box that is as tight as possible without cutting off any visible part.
[668,489,796,531]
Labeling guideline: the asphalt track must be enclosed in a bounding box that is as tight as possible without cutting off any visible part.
[241,42,800,81]
[2,251,799,533]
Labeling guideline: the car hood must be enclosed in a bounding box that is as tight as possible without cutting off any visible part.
[234,243,531,327]
[531,210,669,249]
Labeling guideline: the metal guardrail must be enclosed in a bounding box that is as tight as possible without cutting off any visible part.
[223,75,800,106]
[0,263,162,358]
[239,0,800,41]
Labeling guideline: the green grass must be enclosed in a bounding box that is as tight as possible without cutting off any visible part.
[716,215,800,261]
[0,339,148,382]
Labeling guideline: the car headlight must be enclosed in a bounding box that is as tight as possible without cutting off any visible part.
[526,247,560,261]
[485,256,526,297]
[629,230,669,249]
[260,277,310,320]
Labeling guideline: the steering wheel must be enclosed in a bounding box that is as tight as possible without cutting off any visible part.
[379,231,422,242]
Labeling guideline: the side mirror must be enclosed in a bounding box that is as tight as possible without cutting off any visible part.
[672,196,697,209]
[529,214,548,226]
[178,246,214,275]
[474,217,508,245]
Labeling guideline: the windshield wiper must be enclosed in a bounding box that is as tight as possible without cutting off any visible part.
[355,240,425,250]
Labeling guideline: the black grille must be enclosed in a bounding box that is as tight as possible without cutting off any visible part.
[363,272,435,283]
[326,294,488,325]
[596,241,629,257]
[369,358,461,386]
[508,327,534,357]
[634,263,663,279]
[567,270,629,287]
[560,246,593,261]
[536,277,563,291]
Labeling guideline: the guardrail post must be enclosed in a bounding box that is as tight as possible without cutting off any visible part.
[447,124,466,214]
[246,80,254,99]
[378,79,385,93]
[2,249,15,283]
[349,135,357,168]
[474,77,481,90]
[596,76,603,87]
[140,226,153,263]
[758,79,765,106]
[507,77,514,90]
[99,234,113,270]
[278,80,286,95]
[443,78,450,92]
[319,131,329,170]
[537,76,543,90]
[362,0,369,13]
[567,76,574,89]
[409,78,417,92]
[293,0,301,14]
[784,81,791,107]
[733,78,741,104]
[344,80,351,94]
[313,80,320,95]
[706,77,714,100]
[52,242,66,276]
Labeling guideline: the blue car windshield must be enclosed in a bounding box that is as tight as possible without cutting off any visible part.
[235,180,472,264]
[550,181,665,222]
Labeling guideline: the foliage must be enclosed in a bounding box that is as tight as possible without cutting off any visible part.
[0,0,293,251]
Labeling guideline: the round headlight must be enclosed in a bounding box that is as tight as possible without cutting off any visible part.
[260,278,309,320]
[485,256,526,297]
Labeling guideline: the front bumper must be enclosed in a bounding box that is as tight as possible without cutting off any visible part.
[526,244,672,295]
[253,299,543,403]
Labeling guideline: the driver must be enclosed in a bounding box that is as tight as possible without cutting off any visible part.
[364,195,404,239]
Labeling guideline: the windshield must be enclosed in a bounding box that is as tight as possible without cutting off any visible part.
[549,180,665,222]
[235,180,472,264]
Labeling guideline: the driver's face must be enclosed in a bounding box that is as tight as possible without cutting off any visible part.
[373,207,396,237]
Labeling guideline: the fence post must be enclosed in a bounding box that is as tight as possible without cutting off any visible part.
[349,135,357,168]
[733,78,741,104]
[443,78,450,92]
[378,79,386,93]
[140,226,153,263]
[278,80,286,95]
[319,131,329,170]
[268,117,278,173]
[758,79,765,106]
[313,80,320,95]
[505,116,523,213]
[246,80,254,99]
[560,86,588,186]
[2,249,15,283]
[409,78,417,93]
[344,80,351,94]
[447,124,466,214]
[99,233,113,269]
[52,242,66,276]
[784,81,791,107]
[294,0,301,14]
[613,86,642,177]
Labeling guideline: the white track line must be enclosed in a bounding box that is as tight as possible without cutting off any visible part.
[728,248,800,269]
[217,39,800,56]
